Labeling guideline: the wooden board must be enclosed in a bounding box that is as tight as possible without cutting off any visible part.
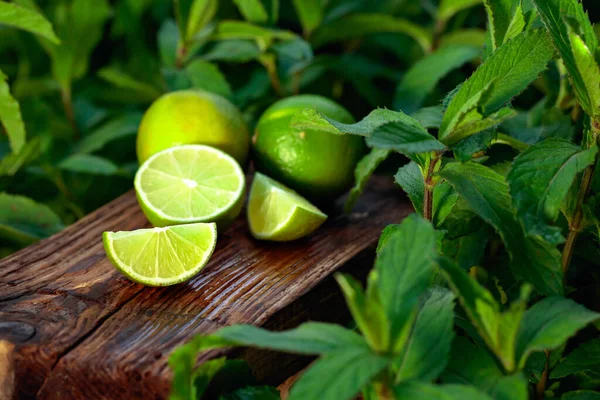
[0,177,411,399]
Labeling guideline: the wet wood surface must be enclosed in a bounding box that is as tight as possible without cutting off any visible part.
[0,177,411,399]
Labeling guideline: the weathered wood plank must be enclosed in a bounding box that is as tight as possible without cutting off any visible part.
[0,177,410,399]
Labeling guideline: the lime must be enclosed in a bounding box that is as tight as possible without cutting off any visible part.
[248,172,327,241]
[137,90,250,165]
[253,95,366,200]
[134,145,245,229]
[103,223,217,286]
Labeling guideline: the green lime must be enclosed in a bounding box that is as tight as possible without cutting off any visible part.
[137,90,250,165]
[134,145,245,229]
[248,172,327,241]
[103,222,217,286]
[253,95,366,200]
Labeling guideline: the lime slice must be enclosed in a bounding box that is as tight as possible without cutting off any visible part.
[134,145,245,229]
[248,172,327,241]
[103,223,217,286]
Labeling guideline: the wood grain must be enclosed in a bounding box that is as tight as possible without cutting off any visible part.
[0,177,411,399]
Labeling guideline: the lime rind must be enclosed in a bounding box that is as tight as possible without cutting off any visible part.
[134,145,245,228]
[248,173,327,241]
[103,223,217,286]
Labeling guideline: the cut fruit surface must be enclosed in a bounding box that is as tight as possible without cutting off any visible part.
[248,172,327,241]
[134,145,245,229]
[103,223,217,286]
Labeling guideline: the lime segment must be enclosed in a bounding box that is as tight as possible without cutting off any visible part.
[248,173,327,241]
[135,145,245,229]
[103,223,217,286]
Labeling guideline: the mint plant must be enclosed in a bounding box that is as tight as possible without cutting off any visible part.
[169,0,600,399]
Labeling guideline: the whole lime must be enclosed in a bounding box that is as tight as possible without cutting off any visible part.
[253,95,366,200]
[136,90,250,165]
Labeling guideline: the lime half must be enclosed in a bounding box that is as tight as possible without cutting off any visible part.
[135,145,245,229]
[248,172,327,241]
[103,223,217,286]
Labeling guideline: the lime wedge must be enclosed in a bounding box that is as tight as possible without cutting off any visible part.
[248,172,327,241]
[103,223,217,286]
[134,145,245,229]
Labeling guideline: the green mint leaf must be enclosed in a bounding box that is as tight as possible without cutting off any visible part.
[439,28,554,141]
[158,19,179,67]
[551,338,600,379]
[515,297,600,369]
[442,337,529,400]
[213,21,295,49]
[439,28,487,49]
[531,0,598,117]
[287,348,389,400]
[310,13,432,53]
[452,130,497,162]
[221,386,280,400]
[213,322,367,354]
[394,45,481,114]
[0,192,64,246]
[375,214,438,351]
[394,287,455,382]
[394,382,493,400]
[185,60,232,98]
[58,154,120,176]
[437,0,483,25]
[366,120,446,155]
[175,0,217,43]
[203,40,261,63]
[395,162,425,215]
[412,106,444,129]
[567,21,600,118]
[292,0,323,37]
[484,0,526,50]
[502,104,574,145]
[335,274,388,352]
[345,148,391,213]
[75,113,142,154]
[561,391,600,400]
[0,1,59,44]
[170,357,225,400]
[442,227,488,270]
[439,257,532,371]
[233,0,269,24]
[0,69,26,154]
[446,107,516,146]
[433,182,459,228]
[97,67,162,102]
[508,138,598,244]
[41,0,111,89]
[0,137,42,176]
[439,162,564,295]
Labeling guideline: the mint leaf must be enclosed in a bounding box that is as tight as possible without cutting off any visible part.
[413,106,444,129]
[395,162,425,215]
[214,322,366,354]
[438,0,483,25]
[394,45,481,114]
[531,0,598,117]
[169,356,226,400]
[0,1,59,44]
[287,348,389,400]
[394,382,493,400]
[0,192,64,245]
[203,40,261,63]
[175,0,217,43]
[0,69,26,154]
[484,0,526,50]
[375,214,438,351]
[97,67,161,102]
[442,337,529,400]
[394,287,455,382]
[345,148,391,213]
[311,13,432,53]
[233,0,269,24]
[508,138,598,244]
[446,107,516,146]
[366,120,446,155]
[213,21,295,47]
[515,297,600,369]
[439,162,564,295]
[439,257,532,371]
[567,20,600,118]
[439,29,554,141]
[551,338,600,379]
[186,60,232,98]
[76,113,142,154]
[292,0,323,37]
[58,154,120,176]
